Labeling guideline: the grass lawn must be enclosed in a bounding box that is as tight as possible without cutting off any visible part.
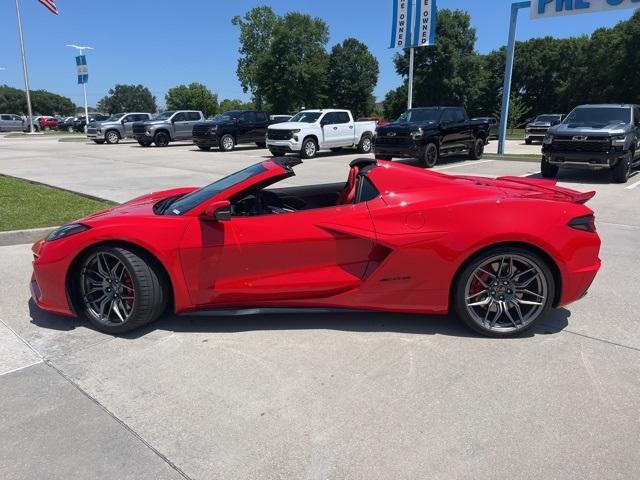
[505,129,525,140]
[0,175,114,232]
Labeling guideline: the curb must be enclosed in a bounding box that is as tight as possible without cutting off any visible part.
[0,226,57,247]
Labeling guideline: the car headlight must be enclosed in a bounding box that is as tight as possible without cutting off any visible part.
[543,134,553,144]
[46,223,90,242]
[611,135,626,145]
[210,126,218,133]
[411,128,423,139]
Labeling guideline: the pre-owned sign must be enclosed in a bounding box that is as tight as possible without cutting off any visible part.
[532,0,640,19]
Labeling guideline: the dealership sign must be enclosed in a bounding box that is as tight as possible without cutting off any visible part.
[390,0,437,48]
[531,0,640,19]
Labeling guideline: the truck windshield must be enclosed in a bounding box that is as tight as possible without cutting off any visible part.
[105,113,124,122]
[289,112,322,123]
[396,109,440,123]
[213,111,242,122]
[165,163,267,215]
[564,108,630,125]
[153,111,175,121]
[535,115,561,122]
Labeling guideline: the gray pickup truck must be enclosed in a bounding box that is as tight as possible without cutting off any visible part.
[132,110,204,147]
[87,112,152,144]
[541,104,640,183]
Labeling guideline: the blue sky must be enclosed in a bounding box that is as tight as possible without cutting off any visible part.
[0,0,634,108]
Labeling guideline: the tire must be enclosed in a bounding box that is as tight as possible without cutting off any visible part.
[540,156,558,178]
[420,143,438,168]
[256,142,266,148]
[105,130,120,144]
[219,134,235,152]
[77,246,168,334]
[138,139,152,147]
[525,139,532,145]
[357,135,373,154]
[468,138,485,160]
[453,247,555,338]
[198,145,211,151]
[154,131,170,147]
[611,152,632,183]
[330,147,343,153]
[93,140,105,144]
[301,137,318,159]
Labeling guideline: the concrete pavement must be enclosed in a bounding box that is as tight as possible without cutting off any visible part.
[1,136,639,479]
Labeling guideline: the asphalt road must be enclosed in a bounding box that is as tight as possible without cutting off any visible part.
[1,135,639,479]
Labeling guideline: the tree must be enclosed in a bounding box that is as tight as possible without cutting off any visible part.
[494,93,531,132]
[165,83,218,117]
[255,12,329,113]
[0,85,75,115]
[382,84,408,121]
[326,38,379,118]
[97,84,156,113]
[218,98,255,112]
[232,6,278,108]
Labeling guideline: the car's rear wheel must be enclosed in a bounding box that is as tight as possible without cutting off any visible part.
[453,248,555,337]
[154,131,170,147]
[220,134,235,152]
[105,130,120,144]
[78,246,167,334]
[420,143,438,168]
[611,152,632,183]
[468,138,485,160]
[541,156,558,178]
[357,135,373,154]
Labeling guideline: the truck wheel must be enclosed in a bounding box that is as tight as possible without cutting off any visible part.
[220,134,235,152]
[93,140,105,144]
[154,131,170,147]
[357,136,373,154]
[420,143,438,168]
[105,130,120,144]
[611,153,632,183]
[540,156,558,178]
[301,138,318,159]
[256,142,266,148]
[138,139,152,147]
[468,138,485,160]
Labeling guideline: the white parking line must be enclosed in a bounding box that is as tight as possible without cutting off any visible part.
[625,179,640,190]
[435,159,494,170]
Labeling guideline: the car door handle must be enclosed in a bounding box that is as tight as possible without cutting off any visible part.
[333,127,338,130]
[349,126,354,129]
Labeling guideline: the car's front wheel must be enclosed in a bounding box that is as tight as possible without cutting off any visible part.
[301,138,318,159]
[105,130,120,144]
[611,152,632,183]
[78,246,167,334]
[420,143,438,168]
[154,131,170,147]
[541,156,558,178]
[220,134,235,152]
[357,135,373,154]
[453,247,555,337]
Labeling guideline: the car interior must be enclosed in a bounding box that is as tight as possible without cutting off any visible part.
[229,159,379,217]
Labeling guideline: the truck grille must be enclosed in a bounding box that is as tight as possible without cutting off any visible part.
[552,136,611,153]
[527,128,548,134]
[132,123,147,135]
[375,134,412,147]
[192,124,212,137]
[86,127,97,134]
[268,130,292,140]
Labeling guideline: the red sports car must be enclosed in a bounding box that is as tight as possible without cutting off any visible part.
[30,157,601,337]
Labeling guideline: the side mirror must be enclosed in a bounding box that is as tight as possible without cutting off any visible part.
[204,200,231,221]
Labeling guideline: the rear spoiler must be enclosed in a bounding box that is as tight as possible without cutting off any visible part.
[496,176,596,204]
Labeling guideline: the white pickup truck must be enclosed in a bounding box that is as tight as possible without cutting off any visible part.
[265,109,376,158]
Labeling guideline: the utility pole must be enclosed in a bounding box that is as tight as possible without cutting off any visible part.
[15,0,36,134]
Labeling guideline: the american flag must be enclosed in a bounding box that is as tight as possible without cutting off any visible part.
[38,0,59,15]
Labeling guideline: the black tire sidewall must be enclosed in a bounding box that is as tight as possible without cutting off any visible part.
[105,130,120,144]
[422,143,438,168]
[154,132,169,147]
[220,134,235,152]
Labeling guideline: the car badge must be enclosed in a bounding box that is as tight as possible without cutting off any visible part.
[388,132,396,136]
[572,135,588,141]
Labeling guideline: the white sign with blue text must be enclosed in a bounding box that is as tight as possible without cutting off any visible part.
[390,0,437,48]
[532,0,640,19]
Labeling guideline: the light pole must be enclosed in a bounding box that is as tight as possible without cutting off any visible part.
[66,44,93,131]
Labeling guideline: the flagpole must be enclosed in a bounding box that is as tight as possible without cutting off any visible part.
[15,0,35,134]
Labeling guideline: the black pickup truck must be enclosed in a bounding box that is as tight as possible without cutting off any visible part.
[374,107,491,168]
[192,110,274,152]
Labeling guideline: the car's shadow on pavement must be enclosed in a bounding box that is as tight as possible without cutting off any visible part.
[28,299,570,341]
[527,169,639,185]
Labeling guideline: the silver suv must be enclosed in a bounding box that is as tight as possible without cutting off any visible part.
[87,112,152,144]
[132,110,204,147]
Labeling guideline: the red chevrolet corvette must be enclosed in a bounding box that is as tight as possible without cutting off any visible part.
[31,157,601,337]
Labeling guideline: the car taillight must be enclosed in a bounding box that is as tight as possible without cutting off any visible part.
[568,215,596,233]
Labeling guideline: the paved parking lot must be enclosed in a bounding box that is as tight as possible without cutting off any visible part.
[1,135,639,479]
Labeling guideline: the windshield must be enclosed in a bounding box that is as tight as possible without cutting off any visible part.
[535,115,561,123]
[153,111,175,121]
[396,108,440,123]
[212,111,242,122]
[105,113,124,122]
[564,107,630,125]
[166,163,268,215]
[289,111,322,123]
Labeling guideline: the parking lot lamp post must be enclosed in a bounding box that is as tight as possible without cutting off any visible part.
[498,1,531,155]
[408,46,415,109]
[14,0,35,134]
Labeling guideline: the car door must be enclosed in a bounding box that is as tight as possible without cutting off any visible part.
[237,111,257,143]
[321,112,342,147]
[122,114,136,136]
[439,109,458,150]
[334,111,355,146]
[171,112,190,139]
